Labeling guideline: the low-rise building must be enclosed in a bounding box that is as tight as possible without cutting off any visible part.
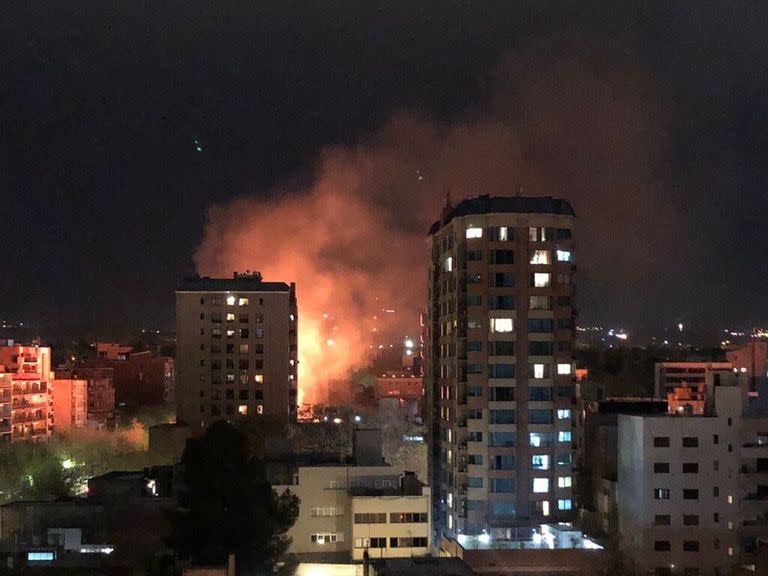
[275,465,430,562]
[56,366,115,426]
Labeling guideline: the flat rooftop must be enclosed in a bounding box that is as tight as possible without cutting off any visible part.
[455,524,603,551]
[429,195,574,235]
[177,274,291,292]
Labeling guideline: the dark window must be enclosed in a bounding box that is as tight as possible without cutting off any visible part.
[490,295,515,310]
[467,341,483,352]
[682,437,698,447]
[528,318,554,333]
[654,462,670,473]
[490,387,515,401]
[654,541,671,552]
[713,434,719,444]
[529,341,554,355]
[489,250,514,264]
[467,250,483,261]
[389,513,428,523]
[529,387,553,401]
[467,295,482,306]
[683,541,700,552]
[654,488,670,500]
[713,486,719,497]
[654,436,670,447]
[370,538,386,548]
[683,489,699,500]
[654,515,671,526]
[490,272,514,287]
[490,410,515,424]
[354,513,387,523]
[239,390,248,400]
[529,410,553,424]
[557,296,571,307]
[557,228,572,239]
[489,341,515,356]
[682,463,699,474]
[683,515,699,526]
[488,364,515,378]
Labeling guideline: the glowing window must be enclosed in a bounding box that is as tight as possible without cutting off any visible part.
[557,363,572,375]
[28,552,54,562]
[226,329,235,338]
[238,405,248,415]
[466,227,483,239]
[542,500,550,516]
[444,257,453,272]
[256,405,263,414]
[728,495,733,504]
[531,455,550,470]
[226,313,235,322]
[558,476,572,488]
[533,273,551,287]
[533,364,546,379]
[226,295,236,306]
[557,409,571,419]
[556,249,572,262]
[490,318,514,333]
[238,297,249,306]
[447,492,453,508]
[558,431,572,442]
[532,478,550,493]
[254,374,264,384]
[530,250,550,265]
[558,499,572,510]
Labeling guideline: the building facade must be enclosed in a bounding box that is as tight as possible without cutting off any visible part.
[51,378,87,431]
[0,345,52,443]
[425,195,576,539]
[654,362,733,402]
[618,386,744,576]
[176,273,298,429]
[55,367,115,426]
[275,466,430,561]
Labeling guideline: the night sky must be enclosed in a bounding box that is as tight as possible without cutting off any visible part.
[1,2,767,342]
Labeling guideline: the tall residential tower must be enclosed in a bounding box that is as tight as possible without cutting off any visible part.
[176,272,298,430]
[425,195,576,538]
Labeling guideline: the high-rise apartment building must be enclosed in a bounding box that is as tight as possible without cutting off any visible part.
[176,273,298,430]
[0,345,52,443]
[51,378,87,431]
[425,195,576,538]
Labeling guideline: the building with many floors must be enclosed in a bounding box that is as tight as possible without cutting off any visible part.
[0,345,52,443]
[51,378,87,431]
[425,195,576,540]
[176,272,298,429]
[618,380,768,575]
[55,367,115,427]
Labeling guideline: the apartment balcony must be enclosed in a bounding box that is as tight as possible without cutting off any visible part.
[12,399,47,409]
[742,516,768,527]
[12,384,47,395]
[12,413,46,424]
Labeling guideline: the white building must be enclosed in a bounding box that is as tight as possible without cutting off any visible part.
[275,465,430,561]
[654,362,734,400]
[617,383,768,575]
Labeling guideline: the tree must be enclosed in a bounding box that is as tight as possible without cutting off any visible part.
[170,421,299,573]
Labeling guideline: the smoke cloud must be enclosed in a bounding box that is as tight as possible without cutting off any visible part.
[194,48,682,404]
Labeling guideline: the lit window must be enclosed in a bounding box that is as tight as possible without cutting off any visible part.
[226,329,235,338]
[531,455,550,470]
[447,492,453,508]
[533,273,551,287]
[728,495,733,504]
[558,476,572,488]
[497,226,509,241]
[557,363,572,375]
[254,374,264,384]
[728,547,733,557]
[556,249,572,262]
[256,405,263,414]
[557,409,571,420]
[238,405,248,415]
[542,500,550,516]
[490,318,514,333]
[557,499,572,511]
[558,431,572,442]
[466,227,483,239]
[447,514,453,529]
[530,250,550,265]
[533,364,546,379]
[530,433,542,447]
[226,313,235,321]
[226,295,236,306]
[238,297,249,306]
[532,478,550,493]
[444,257,453,272]
[28,552,55,562]
[290,313,295,321]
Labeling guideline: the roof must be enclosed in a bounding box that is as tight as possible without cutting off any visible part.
[372,557,476,576]
[428,194,575,235]
[177,275,291,293]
